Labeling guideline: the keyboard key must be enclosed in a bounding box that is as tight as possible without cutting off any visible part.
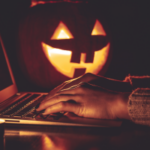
[0,94,31,115]
[15,95,46,117]
[3,94,39,116]
[10,94,40,116]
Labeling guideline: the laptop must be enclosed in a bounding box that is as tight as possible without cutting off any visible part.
[0,35,122,127]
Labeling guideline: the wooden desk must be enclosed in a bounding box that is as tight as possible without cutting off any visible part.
[2,121,150,150]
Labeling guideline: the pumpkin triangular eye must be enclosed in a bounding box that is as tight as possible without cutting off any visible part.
[91,20,106,36]
[51,21,74,40]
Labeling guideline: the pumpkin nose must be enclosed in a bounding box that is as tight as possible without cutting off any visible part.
[70,37,93,63]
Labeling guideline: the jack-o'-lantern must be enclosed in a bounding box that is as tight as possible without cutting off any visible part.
[18,3,111,89]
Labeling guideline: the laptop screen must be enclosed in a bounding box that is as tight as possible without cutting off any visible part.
[0,40,13,91]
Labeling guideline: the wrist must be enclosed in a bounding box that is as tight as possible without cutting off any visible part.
[113,92,131,120]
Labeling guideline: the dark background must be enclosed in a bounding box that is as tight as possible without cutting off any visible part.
[0,0,150,92]
[0,41,13,90]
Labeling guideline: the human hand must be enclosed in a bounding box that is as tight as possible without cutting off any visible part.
[37,74,131,120]
[39,73,132,102]
[41,73,100,102]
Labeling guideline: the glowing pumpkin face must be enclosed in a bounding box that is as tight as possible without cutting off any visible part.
[42,20,110,78]
[18,3,111,89]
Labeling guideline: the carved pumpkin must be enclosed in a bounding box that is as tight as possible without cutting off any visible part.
[18,3,111,89]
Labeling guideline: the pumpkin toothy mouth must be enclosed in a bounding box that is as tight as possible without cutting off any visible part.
[42,42,110,78]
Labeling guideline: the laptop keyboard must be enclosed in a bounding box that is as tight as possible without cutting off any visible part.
[0,93,63,120]
[0,93,63,121]
[5,94,39,116]
[0,94,31,116]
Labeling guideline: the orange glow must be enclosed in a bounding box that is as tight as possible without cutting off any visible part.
[51,22,74,40]
[0,119,4,123]
[42,20,110,78]
[42,42,110,78]
[41,135,65,150]
[42,135,54,150]
[91,20,106,36]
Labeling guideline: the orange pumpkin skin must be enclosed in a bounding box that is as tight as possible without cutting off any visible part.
[18,3,111,89]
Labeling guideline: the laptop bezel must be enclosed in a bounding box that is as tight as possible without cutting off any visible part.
[0,36,18,103]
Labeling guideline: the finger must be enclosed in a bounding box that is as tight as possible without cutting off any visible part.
[43,76,85,101]
[37,83,85,111]
[55,83,90,97]
[41,76,87,108]
[43,81,67,102]
[58,82,84,92]
[62,73,99,89]
[58,82,97,95]
[59,76,83,90]
[36,94,81,111]
[43,101,83,116]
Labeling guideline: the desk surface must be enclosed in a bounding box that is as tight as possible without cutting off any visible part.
[2,121,150,150]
